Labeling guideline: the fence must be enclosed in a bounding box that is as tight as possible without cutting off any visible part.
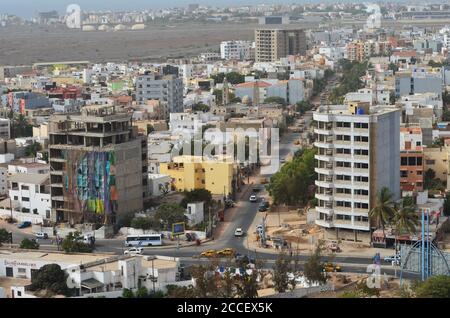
[261,283,335,298]
[0,208,43,224]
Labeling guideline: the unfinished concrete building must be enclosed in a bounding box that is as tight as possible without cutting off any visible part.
[48,105,147,226]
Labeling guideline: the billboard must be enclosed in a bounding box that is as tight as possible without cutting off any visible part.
[172,222,185,236]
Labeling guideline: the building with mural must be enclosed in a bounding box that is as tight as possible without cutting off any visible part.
[48,105,147,226]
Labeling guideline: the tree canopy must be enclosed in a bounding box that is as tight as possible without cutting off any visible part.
[414,275,450,298]
[211,72,245,85]
[155,203,187,231]
[29,264,72,296]
[267,148,316,206]
[20,238,40,250]
[61,232,93,253]
[263,96,286,106]
[329,59,368,104]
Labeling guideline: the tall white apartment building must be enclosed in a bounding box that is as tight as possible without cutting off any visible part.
[313,104,400,243]
[220,41,255,60]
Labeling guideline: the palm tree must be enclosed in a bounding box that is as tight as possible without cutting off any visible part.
[369,187,396,240]
[393,197,419,254]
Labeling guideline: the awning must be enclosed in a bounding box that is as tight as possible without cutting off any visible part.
[81,278,104,290]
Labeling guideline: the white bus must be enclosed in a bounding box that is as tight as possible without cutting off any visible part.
[125,234,163,247]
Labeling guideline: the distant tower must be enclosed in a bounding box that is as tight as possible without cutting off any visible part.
[253,79,260,106]
[223,77,230,106]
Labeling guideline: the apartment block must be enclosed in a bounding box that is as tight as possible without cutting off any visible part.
[400,127,424,192]
[395,67,443,99]
[159,155,236,196]
[135,71,184,116]
[313,104,400,243]
[255,28,306,63]
[220,41,255,61]
[48,105,147,226]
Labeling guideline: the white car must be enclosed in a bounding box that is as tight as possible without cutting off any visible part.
[124,247,144,255]
[35,232,48,239]
[249,195,258,202]
[234,228,244,237]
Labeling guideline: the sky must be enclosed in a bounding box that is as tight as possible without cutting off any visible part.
[1,0,366,19]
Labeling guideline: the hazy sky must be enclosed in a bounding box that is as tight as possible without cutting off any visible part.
[1,0,358,18]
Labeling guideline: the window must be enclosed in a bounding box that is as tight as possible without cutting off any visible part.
[400,171,408,178]
[354,136,368,142]
[401,157,408,165]
[354,149,368,156]
[426,160,435,165]
[354,123,368,129]
[21,185,29,190]
[354,162,368,169]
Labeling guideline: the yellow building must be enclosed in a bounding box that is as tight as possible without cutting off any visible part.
[423,146,448,183]
[159,155,236,196]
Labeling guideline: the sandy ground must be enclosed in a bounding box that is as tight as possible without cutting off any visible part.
[0,23,261,65]
[248,211,394,258]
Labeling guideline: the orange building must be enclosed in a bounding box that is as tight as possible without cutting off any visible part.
[400,127,424,192]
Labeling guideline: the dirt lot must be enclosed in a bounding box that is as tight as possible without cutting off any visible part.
[0,23,262,65]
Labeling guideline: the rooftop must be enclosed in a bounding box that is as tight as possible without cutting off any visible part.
[8,173,49,185]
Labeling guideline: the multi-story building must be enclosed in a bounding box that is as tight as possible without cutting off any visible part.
[395,67,443,99]
[135,72,184,115]
[220,41,255,60]
[255,28,306,63]
[313,104,400,243]
[48,105,147,226]
[400,127,424,192]
[159,155,236,196]
[8,173,51,219]
[0,118,10,139]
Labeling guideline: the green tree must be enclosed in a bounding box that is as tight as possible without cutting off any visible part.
[20,238,40,249]
[329,59,368,104]
[10,114,33,138]
[25,142,43,157]
[131,217,160,232]
[147,124,155,134]
[263,96,286,106]
[211,72,245,85]
[235,270,259,298]
[424,168,436,189]
[388,62,399,73]
[192,103,210,112]
[122,288,135,298]
[414,275,450,298]
[443,192,450,216]
[267,149,316,206]
[29,264,72,296]
[0,228,11,246]
[181,189,213,210]
[393,196,419,252]
[154,203,187,231]
[369,187,396,237]
[296,100,313,114]
[303,242,327,285]
[61,232,93,253]
[273,251,290,293]
[136,286,149,298]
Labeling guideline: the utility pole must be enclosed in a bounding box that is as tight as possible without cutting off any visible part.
[151,258,156,294]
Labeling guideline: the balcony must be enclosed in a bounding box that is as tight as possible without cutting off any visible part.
[334,193,352,200]
[315,180,333,188]
[316,206,333,215]
[315,167,333,175]
[315,219,334,228]
[316,193,333,201]
[314,128,332,136]
[315,154,334,162]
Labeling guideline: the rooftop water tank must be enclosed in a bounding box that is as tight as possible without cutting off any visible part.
[356,107,365,115]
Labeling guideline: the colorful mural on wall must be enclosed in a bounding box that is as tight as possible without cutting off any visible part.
[62,150,118,220]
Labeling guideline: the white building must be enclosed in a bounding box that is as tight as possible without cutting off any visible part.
[220,41,255,61]
[0,118,10,140]
[148,174,172,197]
[313,104,401,242]
[8,173,51,219]
[185,202,204,226]
[0,251,188,298]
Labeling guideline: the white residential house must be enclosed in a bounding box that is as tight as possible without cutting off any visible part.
[8,173,51,219]
[185,202,204,226]
[148,174,172,197]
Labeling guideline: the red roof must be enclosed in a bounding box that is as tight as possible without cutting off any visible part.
[236,81,272,88]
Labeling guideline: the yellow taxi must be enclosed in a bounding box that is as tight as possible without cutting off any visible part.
[200,250,218,258]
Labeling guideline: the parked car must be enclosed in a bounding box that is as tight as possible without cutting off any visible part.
[17,221,32,229]
[200,250,218,258]
[234,228,244,237]
[217,248,236,257]
[384,255,401,265]
[323,262,342,272]
[225,199,235,208]
[35,232,48,239]
[124,247,144,255]
[258,204,268,212]
[249,195,258,202]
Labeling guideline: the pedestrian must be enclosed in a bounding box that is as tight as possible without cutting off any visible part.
[290,250,293,257]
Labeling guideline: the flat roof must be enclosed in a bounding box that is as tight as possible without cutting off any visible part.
[8,173,49,185]
[0,250,111,265]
